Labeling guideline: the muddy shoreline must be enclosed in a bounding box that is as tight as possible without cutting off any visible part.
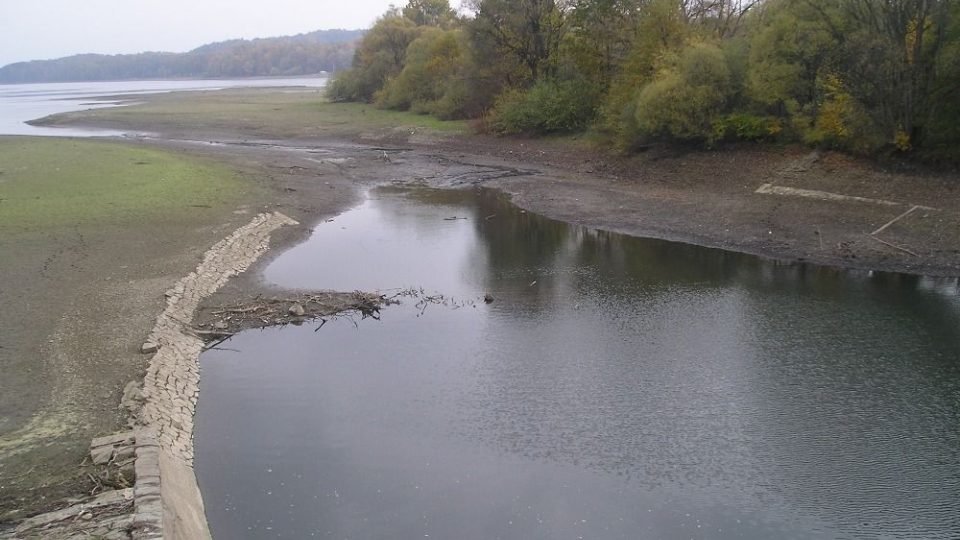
[130,137,960,280]
[31,87,960,278]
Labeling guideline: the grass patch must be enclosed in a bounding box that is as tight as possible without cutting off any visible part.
[310,102,469,133]
[0,137,253,230]
[35,90,470,139]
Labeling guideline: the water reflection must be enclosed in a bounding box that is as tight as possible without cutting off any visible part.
[197,187,960,539]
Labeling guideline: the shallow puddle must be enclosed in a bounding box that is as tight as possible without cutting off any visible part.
[196,187,960,539]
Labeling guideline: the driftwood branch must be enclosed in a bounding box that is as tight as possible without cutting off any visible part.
[871,205,920,236]
[868,234,919,257]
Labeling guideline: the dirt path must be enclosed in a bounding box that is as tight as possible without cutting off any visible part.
[3,87,958,532]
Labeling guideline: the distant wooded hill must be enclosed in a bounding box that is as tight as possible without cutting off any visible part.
[0,29,364,83]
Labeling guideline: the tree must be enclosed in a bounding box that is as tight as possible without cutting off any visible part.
[633,42,735,142]
[681,0,763,38]
[323,0,960,162]
[802,0,953,149]
[327,11,421,102]
[565,0,643,86]
[0,31,363,83]
[923,1,960,158]
[468,0,569,83]
[746,0,838,116]
[600,0,690,146]
[377,28,470,118]
[403,0,457,27]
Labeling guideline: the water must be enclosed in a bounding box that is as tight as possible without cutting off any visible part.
[0,77,327,137]
[195,187,960,539]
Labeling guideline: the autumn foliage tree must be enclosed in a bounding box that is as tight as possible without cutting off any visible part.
[326,10,421,102]
[327,0,960,162]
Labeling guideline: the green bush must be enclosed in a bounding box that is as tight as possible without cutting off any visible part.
[488,79,599,135]
[799,74,884,154]
[375,28,469,119]
[427,79,471,119]
[326,69,361,102]
[719,113,783,141]
[632,42,733,144]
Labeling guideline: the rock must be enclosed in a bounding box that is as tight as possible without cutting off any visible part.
[212,321,229,330]
[114,446,136,461]
[90,445,114,465]
[118,461,136,484]
[91,432,135,448]
[119,382,144,413]
[140,342,159,354]
[484,293,495,304]
[288,303,306,317]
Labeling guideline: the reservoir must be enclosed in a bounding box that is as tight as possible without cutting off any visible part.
[195,187,960,539]
[0,77,327,137]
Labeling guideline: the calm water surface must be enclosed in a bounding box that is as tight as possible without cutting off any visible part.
[195,188,960,539]
[0,77,327,136]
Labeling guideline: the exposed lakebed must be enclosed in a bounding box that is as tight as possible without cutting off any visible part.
[195,187,960,539]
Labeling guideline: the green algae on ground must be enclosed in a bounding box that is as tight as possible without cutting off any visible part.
[0,137,253,229]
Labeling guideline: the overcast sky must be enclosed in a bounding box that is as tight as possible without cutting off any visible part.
[0,0,400,67]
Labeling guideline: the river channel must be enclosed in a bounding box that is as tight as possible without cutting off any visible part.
[195,187,960,539]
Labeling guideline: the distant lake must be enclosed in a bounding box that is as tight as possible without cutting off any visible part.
[0,77,328,137]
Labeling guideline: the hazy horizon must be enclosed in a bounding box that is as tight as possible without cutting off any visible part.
[0,0,397,68]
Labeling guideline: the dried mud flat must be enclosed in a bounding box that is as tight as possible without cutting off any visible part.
[2,87,959,537]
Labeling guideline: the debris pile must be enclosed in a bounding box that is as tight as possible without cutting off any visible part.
[194,291,387,343]
[7,430,155,540]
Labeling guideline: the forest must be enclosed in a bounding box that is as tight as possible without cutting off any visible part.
[0,29,363,84]
[328,0,960,163]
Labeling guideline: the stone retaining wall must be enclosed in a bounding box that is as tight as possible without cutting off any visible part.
[131,428,161,539]
[140,212,297,539]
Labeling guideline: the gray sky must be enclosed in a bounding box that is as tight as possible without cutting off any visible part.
[0,0,399,67]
